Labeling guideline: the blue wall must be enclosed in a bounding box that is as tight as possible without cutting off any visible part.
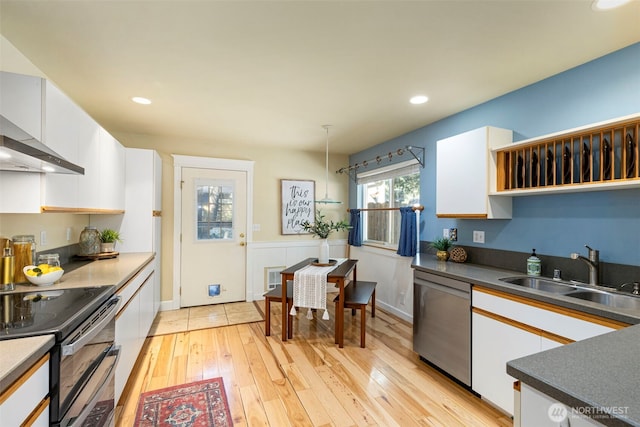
[349,43,640,265]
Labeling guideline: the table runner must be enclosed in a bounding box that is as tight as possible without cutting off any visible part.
[290,259,345,320]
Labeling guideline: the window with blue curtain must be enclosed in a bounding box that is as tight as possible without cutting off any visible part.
[356,159,420,250]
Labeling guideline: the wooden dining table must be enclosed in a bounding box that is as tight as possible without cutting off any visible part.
[279,258,358,348]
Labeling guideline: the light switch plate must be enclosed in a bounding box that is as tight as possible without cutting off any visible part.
[473,230,485,244]
[442,228,450,238]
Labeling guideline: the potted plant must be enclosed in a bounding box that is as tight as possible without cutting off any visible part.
[431,237,453,261]
[301,210,350,264]
[99,228,122,253]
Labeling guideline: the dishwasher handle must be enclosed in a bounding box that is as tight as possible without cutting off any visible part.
[415,278,470,300]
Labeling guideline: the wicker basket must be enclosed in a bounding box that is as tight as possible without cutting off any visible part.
[449,246,467,263]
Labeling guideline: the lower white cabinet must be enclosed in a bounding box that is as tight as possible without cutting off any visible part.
[0,354,50,427]
[472,311,541,415]
[518,383,603,427]
[471,287,620,416]
[115,260,157,404]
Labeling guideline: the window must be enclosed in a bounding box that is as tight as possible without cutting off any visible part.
[357,160,420,247]
[195,180,234,240]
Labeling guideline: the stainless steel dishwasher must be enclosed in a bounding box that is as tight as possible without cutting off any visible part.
[413,270,471,386]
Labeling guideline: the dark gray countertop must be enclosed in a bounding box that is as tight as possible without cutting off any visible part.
[412,253,640,325]
[507,326,640,427]
[412,253,640,427]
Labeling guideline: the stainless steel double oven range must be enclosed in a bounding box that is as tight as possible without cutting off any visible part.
[1,285,120,427]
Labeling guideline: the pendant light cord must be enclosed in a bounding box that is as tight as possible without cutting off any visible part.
[323,124,330,200]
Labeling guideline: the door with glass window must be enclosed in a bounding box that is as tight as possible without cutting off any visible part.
[180,167,247,307]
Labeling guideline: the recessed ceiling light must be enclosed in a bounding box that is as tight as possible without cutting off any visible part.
[42,165,55,172]
[0,150,11,159]
[592,0,631,10]
[131,96,152,105]
[410,95,429,105]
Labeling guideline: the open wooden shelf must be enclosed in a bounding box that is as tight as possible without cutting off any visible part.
[492,114,640,195]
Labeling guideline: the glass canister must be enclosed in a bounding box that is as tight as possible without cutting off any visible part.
[12,235,36,284]
[79,226,101,255]
[38,253,61,268]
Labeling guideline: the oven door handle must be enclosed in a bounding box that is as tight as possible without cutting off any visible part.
[62,296,120,356]
[70,346,120,427]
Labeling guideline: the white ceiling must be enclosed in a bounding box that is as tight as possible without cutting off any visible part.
[1,1,639,154]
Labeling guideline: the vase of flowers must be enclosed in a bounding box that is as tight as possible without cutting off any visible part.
[301,210,350,264]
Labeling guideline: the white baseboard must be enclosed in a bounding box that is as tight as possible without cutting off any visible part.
[377,300,413,323]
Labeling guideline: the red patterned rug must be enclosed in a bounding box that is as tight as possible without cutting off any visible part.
[134,377,233,426]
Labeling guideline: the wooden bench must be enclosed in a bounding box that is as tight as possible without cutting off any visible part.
[334,281,377,348]
[264,283,293,338]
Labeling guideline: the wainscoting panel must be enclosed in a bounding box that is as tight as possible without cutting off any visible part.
[246,239,348,300]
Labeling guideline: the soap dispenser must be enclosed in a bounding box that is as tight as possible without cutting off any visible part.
[527,249,541,276]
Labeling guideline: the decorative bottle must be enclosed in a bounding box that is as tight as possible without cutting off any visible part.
[527,249,541,276]
[79,226,101,255]
[1,240,15,291]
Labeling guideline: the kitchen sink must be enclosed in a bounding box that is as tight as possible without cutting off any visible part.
[499,276,577,293]
[499,276,640,311]
[564,290,640,310]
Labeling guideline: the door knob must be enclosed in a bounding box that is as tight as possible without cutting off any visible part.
[240,242,245,246]
[239,233,245,238]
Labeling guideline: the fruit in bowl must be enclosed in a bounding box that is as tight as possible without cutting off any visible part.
[23,264,64,286]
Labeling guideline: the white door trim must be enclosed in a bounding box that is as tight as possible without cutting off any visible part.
[171,155,255,310]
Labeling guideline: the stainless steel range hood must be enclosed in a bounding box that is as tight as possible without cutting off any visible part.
[0,115,84,175]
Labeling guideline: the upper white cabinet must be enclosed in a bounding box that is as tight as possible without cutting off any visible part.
[42,79,80,209]
[97,127,125,211]
[436,126,513,219]
[0,71,125,213]
[0,71,42,140]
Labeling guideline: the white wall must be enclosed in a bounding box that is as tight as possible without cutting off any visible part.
[349,245,413,322]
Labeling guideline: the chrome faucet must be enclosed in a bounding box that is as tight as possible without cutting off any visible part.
[570,245,599,286]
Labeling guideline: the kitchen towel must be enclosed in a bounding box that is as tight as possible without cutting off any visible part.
[290,259,346,320]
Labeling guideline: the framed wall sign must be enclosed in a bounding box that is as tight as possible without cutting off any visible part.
[281,179,315,234]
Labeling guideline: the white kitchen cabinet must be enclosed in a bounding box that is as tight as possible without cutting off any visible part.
[139,272,156,342]
[93,148,162,313]
[0,71,42,140]
[42,79,80,209]
[114,259,156,404]
[519,383,603,427]
[0,353,49,427]
[0,72,126,213]
[472,287,623,416]
[472,311,541,415]
[436,126,512,219]
[98,128,125,211]
[0,71,43,213]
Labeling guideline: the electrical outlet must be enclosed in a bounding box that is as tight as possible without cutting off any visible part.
[473,230,485,244]
[66,227,72,241]
[442,228,450,238]
[40,230,47,246]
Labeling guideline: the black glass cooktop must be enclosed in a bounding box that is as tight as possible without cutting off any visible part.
[0,286,116,341]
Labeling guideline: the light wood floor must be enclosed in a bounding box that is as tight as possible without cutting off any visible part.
[115,300,512,426]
